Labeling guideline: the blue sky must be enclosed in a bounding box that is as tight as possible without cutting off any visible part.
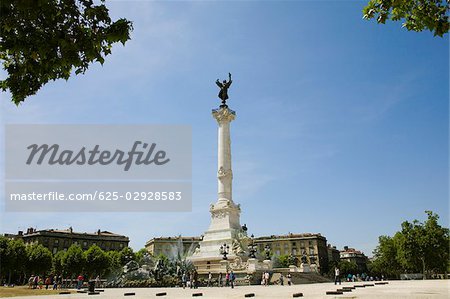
[0,1,448,257]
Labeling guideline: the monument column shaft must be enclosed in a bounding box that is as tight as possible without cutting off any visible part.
[212,107,235,203]
[218,120,232,201]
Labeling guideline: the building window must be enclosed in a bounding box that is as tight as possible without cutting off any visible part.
[292,242,297,247]
[276,250,280,256]
[293,249,297,255]
[53,248,58,254]
[83,241,87,247]
[120,243,124,248]
[54,239,59,244]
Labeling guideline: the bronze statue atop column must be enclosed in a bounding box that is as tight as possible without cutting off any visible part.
[216,73,232,107]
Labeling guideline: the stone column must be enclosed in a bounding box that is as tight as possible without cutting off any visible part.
[212,107,236,203]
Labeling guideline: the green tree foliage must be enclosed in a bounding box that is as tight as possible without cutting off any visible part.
[26,244,53,276]
[338,260,358,276]
[369,235,402,278]
[371,211,449,278]
[6,239,27,283]
[135,248,148,265]
[62,244,85,277]
[0,236,8,281]
[396,211,449,275]
[106,250,121,271]
[119,247,136,266]
[363,0,450,37]
[53,250,66,275]
[84,245,110,277]
[0,0,133,104]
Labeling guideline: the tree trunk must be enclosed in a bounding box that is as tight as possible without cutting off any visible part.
[8,269,11,285]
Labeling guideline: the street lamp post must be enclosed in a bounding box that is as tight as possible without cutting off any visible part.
[248,234,257,259]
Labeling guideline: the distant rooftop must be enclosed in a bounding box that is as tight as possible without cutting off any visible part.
[19,227,129,240]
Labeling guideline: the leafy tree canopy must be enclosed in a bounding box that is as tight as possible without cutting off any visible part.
[84,245,110,277]
[363,0,450,37]
[26,243,53,275]
[119,247,136,266]
[62,244,85,277]
[371,211,449,278]
[0,0,133,104]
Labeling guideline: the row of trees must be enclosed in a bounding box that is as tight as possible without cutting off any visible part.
[0,237,147,285]
[369,211,449,278]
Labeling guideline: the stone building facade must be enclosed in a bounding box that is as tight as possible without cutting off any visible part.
[340,246,368,272]
[7,227,129,254]
[253,233,330,274]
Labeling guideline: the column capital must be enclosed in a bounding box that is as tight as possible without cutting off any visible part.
[212,107,236,123]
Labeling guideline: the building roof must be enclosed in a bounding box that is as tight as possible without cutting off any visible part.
[20,227,129,241]
[254,233,325,241]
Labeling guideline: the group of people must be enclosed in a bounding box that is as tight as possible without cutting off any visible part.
[335,267,385,285]
[278,273,292,286]
[28,274,62,290]
[181,270,236,288]
[181,270,199,289]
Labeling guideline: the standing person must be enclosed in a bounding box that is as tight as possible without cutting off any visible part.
[279,273,284,286]
[44,276,51,289]
[225,272,230,287]
[264,271,270,286]
[77,274,84,289]
[182,272,187,289]
[193,270,198,289]
[95,275,101,288]
[229,271,235,289]
[53,275,58,290]
[28,275,34,289]
[287,273,292,286]
[218,272,223,287]
[334,267,341,285]
[189,272,194,289]
[38,277,43,289]
[207,272,212,287]
[33,275,38,289]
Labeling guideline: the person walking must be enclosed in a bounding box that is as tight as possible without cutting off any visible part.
[334,267,341,285]
[189,272,194,289]
[230,271,235,289]
[264,271,270,286]
[287,273,292,286]
[225,272,230,287]
[279,273,284,286]
[53,275,58,290]
[193,270,198,289]
[218,272,223,287]
[28,275,34,289]
[77,274,84,289]
[33,275,38,289]
[182,272,187,289]
[207,272,212,287]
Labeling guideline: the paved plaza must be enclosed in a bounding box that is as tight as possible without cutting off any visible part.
[5,280,449,299]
